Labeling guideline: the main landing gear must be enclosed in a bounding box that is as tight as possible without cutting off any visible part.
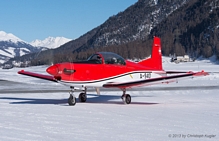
[121,89,131,104]
[67,87,132,106]
[68,86,87,106]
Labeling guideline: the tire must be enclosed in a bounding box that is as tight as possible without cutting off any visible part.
[79,93,87,102]
[68,94,76,106]
[122,94,131,104]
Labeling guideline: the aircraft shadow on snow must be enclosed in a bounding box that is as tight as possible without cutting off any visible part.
[0,94,159,106]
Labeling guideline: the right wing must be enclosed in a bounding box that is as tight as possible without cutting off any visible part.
[166,71,188,74]
[18,70,58,82]
[103,71,208,88]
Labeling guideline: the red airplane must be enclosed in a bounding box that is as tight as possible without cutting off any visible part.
[18,37,208,106]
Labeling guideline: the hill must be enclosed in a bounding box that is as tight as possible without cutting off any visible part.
[10,0,219,65]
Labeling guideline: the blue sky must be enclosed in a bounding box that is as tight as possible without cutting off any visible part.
[1,0,137,42]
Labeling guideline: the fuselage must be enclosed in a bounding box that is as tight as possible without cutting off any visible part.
[46,52,166,87]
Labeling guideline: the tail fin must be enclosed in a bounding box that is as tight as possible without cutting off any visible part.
[138,36,163,70]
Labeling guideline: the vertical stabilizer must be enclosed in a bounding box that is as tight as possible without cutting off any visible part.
[138,37,163,70]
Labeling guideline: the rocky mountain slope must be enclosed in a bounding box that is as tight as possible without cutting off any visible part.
[151,0,219,58]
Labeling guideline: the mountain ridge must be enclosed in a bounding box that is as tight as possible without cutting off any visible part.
[30,37,72,49]
[0,31,23,43]
[0,31,72,64]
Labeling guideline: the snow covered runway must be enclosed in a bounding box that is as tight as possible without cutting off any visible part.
[0,58,219,141]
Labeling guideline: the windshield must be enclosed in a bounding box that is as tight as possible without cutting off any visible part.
[87,54,102,64]
[98,52,126,65]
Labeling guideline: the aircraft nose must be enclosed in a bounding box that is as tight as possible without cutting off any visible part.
[46,65,59,76]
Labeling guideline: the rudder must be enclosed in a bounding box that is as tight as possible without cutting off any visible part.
[138,36,163,70]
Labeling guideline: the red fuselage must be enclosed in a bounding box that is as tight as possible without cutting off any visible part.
[46,60,156,82]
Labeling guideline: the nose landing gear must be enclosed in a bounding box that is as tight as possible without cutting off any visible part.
[68,87,76,106]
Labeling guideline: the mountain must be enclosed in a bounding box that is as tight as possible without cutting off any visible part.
[9,0,219,65]
[30,37,72,49]
[14,0,188,65]
[0,31,48,64]
[150,0,219,58]
[0,31,72,64]
[0,31,22,42]
[70,0,189,53]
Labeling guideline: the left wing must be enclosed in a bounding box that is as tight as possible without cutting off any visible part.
[103,71,208,88]
[18,70,58,82]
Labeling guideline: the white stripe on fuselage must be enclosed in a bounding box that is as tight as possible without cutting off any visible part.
[58,71,166,87]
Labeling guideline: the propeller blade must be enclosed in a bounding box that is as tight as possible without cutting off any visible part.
[95,87,100,95]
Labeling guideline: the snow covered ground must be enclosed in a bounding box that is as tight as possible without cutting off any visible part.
[0,57,219,141]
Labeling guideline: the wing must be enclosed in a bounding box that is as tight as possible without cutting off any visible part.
[166,71,189,74]
[18,70,58,82]
[103,71,208,88]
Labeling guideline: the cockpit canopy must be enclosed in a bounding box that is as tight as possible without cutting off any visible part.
[87,52,126,65]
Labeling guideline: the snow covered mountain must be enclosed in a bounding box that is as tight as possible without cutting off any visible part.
[0,31,24,43]
[0,31,46,64]
[0,31,72,64]
[30,37,72,49]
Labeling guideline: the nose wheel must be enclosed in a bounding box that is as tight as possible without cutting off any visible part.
[68,87,76,106]
[68,93,76,106]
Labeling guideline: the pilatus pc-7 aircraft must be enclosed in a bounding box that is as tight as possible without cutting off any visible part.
[18,37,208,106]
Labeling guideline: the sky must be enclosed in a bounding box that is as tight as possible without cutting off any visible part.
[0,0,137,42]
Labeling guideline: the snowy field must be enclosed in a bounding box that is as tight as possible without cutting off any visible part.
[0,57,219,141]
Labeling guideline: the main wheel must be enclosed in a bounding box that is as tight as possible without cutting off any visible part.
[79,93,87,102]
[68,94,76,106]
[122,94,131,104]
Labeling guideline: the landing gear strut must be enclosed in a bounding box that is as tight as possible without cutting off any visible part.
[121,89,131,104]
[68,86,76,106]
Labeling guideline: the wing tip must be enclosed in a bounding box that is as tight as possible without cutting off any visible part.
[193,70,209,76]
[18,70,24,74]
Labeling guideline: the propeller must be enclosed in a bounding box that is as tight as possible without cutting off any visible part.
[95,87,100,95]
